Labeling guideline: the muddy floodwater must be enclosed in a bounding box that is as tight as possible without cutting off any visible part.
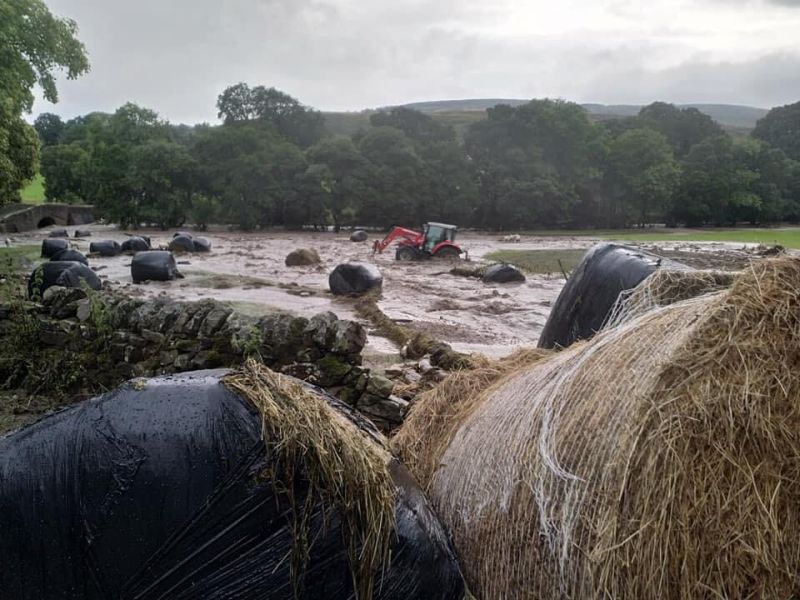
[15,225,763,360]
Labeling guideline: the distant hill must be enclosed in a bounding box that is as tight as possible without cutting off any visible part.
[322,99,770,138]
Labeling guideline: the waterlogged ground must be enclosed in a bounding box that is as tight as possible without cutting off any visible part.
[10,225,770,359]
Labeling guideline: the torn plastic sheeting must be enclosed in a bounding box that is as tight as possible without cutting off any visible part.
[28,261,101,298]
[538,243,687,349]
[0,369,465,600]
[131,251,181,283]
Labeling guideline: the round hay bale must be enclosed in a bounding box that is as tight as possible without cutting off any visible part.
[285,248,321,266]
[28,261,101,299]
[120,236,150,254]
[482,263,525,284]
[192,237,212,252]
[73,229,92,238]
[168,235,195,253]
[48,229,68,238]
[0,364,465,599]
[89,240,122,257]
[351,230,368,242]
[172,231,193,239]
[397,258,800,600]
[131,251,181,283]
[538,243,687,349]
[41,238,68,258]
[50,248,88,265]
[329,262,383,296]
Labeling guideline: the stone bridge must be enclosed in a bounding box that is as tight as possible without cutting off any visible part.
[0,203,95,233]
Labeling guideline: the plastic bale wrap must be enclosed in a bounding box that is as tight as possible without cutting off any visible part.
[192,237,212,252]
[330,262,383,296]
[41,238,68,258]
[89,240,122,257]
[48,229,68,238]
[482,263,526,284]
[121,236,150,253]
[169,235,196,253]
[74,229,92,237]
[351,230,368,242]
[28,261,101,298]
[50,248,89,265]
[286,248,321,266]
[131,250,181,283]
[397,258,800,600]
[0,365,465,600]
[538,243,687,349]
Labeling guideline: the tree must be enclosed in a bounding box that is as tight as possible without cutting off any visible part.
[0,0,88,204]
[752,101,800,161]
[216,83,325,148]
[607,129,679,226]
[370,108,456,144]
[637,102,724,157]
[33,112,64,146]
[40,142,89,202]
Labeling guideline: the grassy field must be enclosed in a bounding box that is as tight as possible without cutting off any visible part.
[19,174,45,204]
[485,249,587,274]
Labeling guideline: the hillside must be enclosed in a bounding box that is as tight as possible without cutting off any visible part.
[322,100,770,137]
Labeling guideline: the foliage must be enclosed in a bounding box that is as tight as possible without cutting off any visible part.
[33,112,64,146]
[0,0,88,205]
[752,101,800,162]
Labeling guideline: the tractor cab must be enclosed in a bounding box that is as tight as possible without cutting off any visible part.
[422,222,457,253]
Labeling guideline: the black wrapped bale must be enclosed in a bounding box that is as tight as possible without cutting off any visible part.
[131,250,181,283]
[48,229,68,238]
[192,237,211,252]
[51,249,89,265]
[41,238,68,258]
[482,263,526,284]
[28,261,101,298]
[538,243,686,349]
[0,368,465,600]
[74,229,92,237]
[351,229,368,242]
[329,261,383,296]
[89,240,122,257]
[169,234,195,253]
[173,231,193,239]
[121,236,150,253]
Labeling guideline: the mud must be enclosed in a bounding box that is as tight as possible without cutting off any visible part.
[11,226,775,359]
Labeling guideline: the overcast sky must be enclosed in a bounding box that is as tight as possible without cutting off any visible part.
[32,0,800,124]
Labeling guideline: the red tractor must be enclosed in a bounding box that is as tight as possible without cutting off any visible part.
[372,222,463,260]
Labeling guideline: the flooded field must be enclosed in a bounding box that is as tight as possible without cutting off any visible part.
[13,225,769,360]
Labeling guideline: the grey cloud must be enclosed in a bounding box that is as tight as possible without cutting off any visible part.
[32,0,800,123]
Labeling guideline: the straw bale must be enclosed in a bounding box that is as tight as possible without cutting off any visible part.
[409,259,800,599]
[224,360,395,600]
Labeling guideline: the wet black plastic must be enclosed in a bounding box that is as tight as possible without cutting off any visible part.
[351,230,368,242]
[90,240,122,257]
[482,263,526,284]
[169,235,195,253]
[192,237,211,252]
[329,262,383,296]
[51,248,89,265]
[28,261,101,298]
[173,231,193,239]
[41,238,68,258]
[0,370,465,600]
[48,229,68,238]
[121,236,151,253]
[538,243,686,349]
[131,251,181,283]
[74,229,92,237]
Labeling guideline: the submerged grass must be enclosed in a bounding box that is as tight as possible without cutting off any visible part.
[484,249,587,275]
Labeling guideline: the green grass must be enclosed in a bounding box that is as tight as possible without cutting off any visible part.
[602,229,800,248]
[485,249,587,274]
[19,174,45,204]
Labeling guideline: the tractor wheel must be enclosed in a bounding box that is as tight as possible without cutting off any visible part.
[433,246,460,260]
[396,246,418,261]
